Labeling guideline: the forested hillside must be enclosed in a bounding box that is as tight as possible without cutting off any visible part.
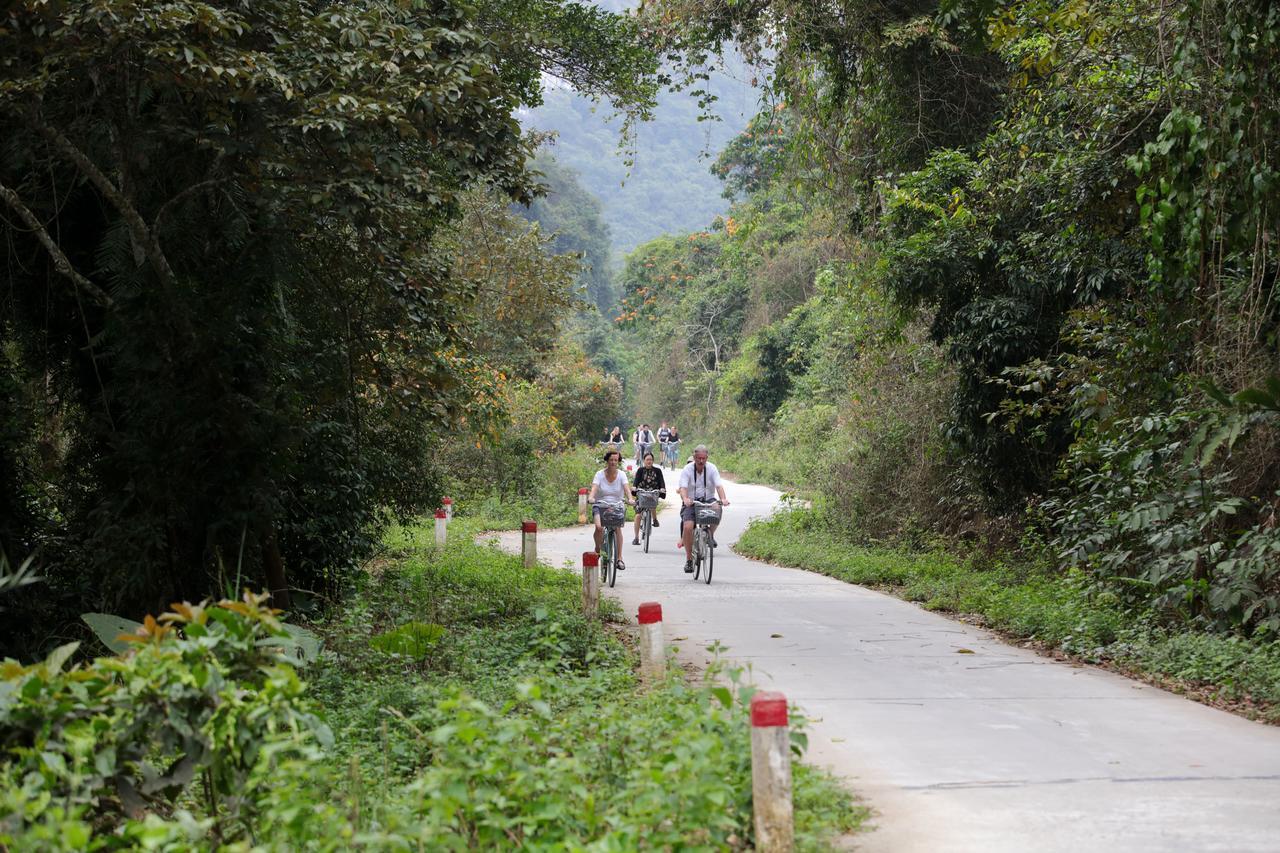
[523,0,757,257]
[619,0,1280,678]
[527,69,757,255]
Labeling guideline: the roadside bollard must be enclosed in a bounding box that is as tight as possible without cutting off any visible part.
[637,602,665,681]
[434,509,447,548]
[581,551,600,616]
[442,496,453,520]
[750,691,794,852]
[521,520,537,569]
[578,488,589,524]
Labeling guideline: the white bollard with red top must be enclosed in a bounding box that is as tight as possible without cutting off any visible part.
[442,496,453,520]
[578,488,589,524]
[434,509,447,548]
[521,520,537,569]
[750,691,794,852]
[581,551,600,616]
[637,602,665,680]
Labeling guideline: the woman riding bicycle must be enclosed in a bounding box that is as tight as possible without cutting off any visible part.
[631,452,666,545]
[664,426,681,469]
[603,426,623,448]
[589,449,633,570]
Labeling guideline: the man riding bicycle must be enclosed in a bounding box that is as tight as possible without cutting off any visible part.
[678,444,729,573]
[633,423,656,467]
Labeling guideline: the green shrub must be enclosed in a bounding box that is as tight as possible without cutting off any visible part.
[439,445,599,531]
[0,594,331,848]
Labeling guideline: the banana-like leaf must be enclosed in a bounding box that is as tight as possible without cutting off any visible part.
[280,623,322,664]
[81,613,144,655]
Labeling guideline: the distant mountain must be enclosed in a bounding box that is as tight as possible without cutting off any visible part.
[525,58,759,259]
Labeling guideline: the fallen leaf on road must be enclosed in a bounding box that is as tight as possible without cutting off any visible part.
[770,633,783,638]
[956,648,975,654]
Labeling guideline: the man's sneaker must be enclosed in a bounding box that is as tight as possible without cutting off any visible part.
[652,518,660,527]
[632,537,640,545]
[683,561,694,574]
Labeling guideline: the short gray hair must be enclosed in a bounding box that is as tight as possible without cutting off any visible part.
[693,444,709,455]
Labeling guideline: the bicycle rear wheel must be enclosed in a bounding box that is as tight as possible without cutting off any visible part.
[642,510,652,553]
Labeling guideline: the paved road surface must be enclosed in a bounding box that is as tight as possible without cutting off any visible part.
[497,477,1280,851]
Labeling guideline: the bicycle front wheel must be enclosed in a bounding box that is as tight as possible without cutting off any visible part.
[601,529,612,584]
[692,530,703,580]
[642,510,652,553]
[703,531,714,584]
[608,536,619,587]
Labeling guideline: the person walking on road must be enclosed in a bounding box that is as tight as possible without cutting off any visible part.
[678,444,729,573]
[589,449,633,570]
[631,452,666,544]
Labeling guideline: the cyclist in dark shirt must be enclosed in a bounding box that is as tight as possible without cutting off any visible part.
[630,452,666,544]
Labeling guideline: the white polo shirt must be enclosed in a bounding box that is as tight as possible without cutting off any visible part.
[679,461,722,502]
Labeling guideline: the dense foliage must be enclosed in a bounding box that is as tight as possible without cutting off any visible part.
[0,0,661,657]
[616,0,1280,642]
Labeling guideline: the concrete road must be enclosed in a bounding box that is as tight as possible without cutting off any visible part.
[496,478,1280,852]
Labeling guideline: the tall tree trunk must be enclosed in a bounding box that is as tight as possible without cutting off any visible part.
[260,528,291,609]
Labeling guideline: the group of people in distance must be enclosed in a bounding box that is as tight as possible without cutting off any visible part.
[602,420,682,468]
[587,438,729,575]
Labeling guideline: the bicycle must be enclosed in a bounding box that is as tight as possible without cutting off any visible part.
[595,499,627,588]
[664,441,680,469]
[634,489,660,553]
[689,500,721,585]
[634,442,652,468]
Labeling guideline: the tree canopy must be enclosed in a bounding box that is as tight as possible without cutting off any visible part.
[0,0,664,655]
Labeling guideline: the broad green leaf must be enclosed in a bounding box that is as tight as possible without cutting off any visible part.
[81,613,144,655]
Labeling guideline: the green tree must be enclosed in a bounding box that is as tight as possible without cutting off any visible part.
[522,155,618,313]
[0,0,661,656]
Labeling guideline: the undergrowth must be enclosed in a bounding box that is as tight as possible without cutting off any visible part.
[2,517,866,849]
[446,445,600,531]
[737,508,1280,721]
[309,524,867,848]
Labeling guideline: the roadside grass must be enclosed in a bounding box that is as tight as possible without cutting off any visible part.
[447,445,599,531]
[306,519,868,848]
[737,508,1280,722]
